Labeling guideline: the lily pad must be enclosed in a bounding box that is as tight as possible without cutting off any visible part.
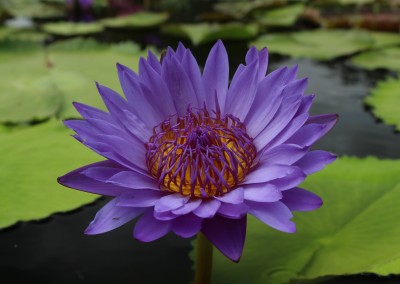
[198,157,400,284]
[47,38,147,118]
[41,22,104,36]
[213,0,277,20]
[102,12,169,29]
[256,3,305,27]
[0,120,99,229]
[2,0,64,18]
[251,29,400,60]
[365,77,400,131]
[0,44,58,124]
[163,22,259,46]
[352,47,400,71]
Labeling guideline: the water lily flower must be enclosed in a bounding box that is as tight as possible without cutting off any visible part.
[58,40,337,262]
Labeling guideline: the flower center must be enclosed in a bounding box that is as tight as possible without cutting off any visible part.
[145,107,257,198]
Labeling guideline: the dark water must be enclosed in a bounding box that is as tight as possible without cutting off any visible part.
[0,48,399,284]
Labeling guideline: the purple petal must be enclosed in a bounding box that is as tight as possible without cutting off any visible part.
[243,184,282,202]
[254,95,302,150]
[172,198,202,215]
[57,161,129,196]
[134,210,171,242]
[193,199,221,218]
[146,50,161,74]
[217,203,248,219]
[154,193,190,212]
[294,151,337,174]
[202,40,229,112]
[247,201,296,233]
[244,67,287,137]
[283,64,298,83]
[281,78,308,98]
[96,82,131,119]
[153,210,179,221]
[72,102,109,121]
[138,57,177,117]
[117,63,163,127]
[269,167,306,191]
[267,113,309,149]
[81,166,123,181]
[286,114,338,147]
[245,46,269,82]
[282,187,323,211]
[175,42,186,61]
[296,94,315,115]
[117,190,164,207]
[202,215,247,262]
[243,164,298,184]
[224,59,258,121]
[85,198,145,235]
[215,187,244,204]
[259,144,308,166]
[106,171,160,190]
[181,49,206,106]
[171,213,203,238]
[161,56,199,114]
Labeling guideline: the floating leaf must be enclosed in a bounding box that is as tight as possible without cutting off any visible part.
[193,157,400,284]
[213,0,277,20]
[365,77,400,131]
[0,120,99,229]
[163,22,258,46]
[0,38,147,124]
[0,45,59,124]
[2,0,64,18]
[251,29,400,60]
[102,12,169,29]
[256,3,305,27]
[41,22,104,36]
[352,47,400,72]
[47,38,147,118]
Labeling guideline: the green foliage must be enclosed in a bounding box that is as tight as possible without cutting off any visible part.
[0,45,57,124]
[163,22,258,46]
[351,47,400,72]
[1,0,64,18]
[193,157,400,283]
[48,39,147,118]
[41,22,104,36]
[101,12,169,29]
[251,29,400,60]
[365,77,400,131]
[256,3,305,27]
[0,120,99,229]
[0,38,147,123]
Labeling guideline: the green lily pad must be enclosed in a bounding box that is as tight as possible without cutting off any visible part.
[0,120,99,229]
[251,29,400,60]
[163,22,259,46]
[47,38,147,118]
[41,22,104,36]
[365,77,400,131]
[102,12,169,29]
[2,0,64,18]
[213,0,277,20]
[0,44,59,124]
[352,47,400,71]
[194,157,400,284]
[256,3,305,27]
[0,38,147,124]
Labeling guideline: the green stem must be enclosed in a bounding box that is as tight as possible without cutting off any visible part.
[194,232,213,284]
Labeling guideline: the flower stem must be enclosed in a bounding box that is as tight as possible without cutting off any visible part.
[194,232,213,284]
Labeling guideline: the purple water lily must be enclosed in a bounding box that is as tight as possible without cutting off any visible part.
[58,40,337,262]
